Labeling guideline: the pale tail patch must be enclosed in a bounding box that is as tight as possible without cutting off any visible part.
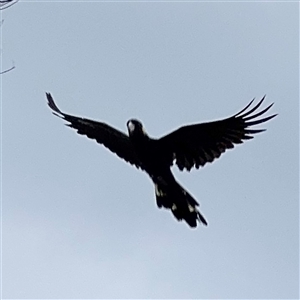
[155,184,166,197]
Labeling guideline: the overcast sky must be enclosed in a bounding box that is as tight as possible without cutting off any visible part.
[1,1,299,299]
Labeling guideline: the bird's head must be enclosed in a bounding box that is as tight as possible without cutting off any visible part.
[127,119,148,138]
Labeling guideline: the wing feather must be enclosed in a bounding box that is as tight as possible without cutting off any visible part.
[158,96,277,171]
[46,93,141,168]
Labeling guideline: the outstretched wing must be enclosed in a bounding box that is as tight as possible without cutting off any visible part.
[46,93,141,169]
[158,96,277,171]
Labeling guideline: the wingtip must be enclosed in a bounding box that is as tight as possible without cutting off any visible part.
[45,92,52,103]
[234,97,255,117]
[46,92,63,115]
[235,95,270,118]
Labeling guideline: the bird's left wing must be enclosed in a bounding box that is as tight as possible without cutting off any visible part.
[158,96,276,171]
[46,93,141,169]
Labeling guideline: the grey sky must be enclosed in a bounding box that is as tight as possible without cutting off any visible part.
[1,1,299,299]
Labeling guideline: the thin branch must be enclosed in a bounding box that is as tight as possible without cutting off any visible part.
[0,0,19,11]
[0,65,15,75]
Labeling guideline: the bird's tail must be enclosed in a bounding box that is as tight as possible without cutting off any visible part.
[154,177,208,228]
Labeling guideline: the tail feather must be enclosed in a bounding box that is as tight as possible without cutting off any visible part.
[197,211,208,226]
[154,180,208,228]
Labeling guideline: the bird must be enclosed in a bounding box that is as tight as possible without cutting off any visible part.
[46,93,276,228]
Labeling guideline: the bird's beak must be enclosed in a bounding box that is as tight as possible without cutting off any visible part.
[128,121,135,133]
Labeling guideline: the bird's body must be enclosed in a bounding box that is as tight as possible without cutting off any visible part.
[125,119,207,227]
[46,93,276,228]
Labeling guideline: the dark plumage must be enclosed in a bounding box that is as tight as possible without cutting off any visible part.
[46,93,276,228]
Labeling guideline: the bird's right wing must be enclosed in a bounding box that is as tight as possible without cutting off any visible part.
[46,93,141,169]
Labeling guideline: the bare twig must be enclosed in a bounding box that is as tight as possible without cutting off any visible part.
[0,0,19,11]
[0,1,18,74]
[0,64,15,74]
